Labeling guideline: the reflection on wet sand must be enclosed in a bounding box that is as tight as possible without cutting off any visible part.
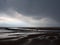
[0,32,60,45]
[0,27,60,45]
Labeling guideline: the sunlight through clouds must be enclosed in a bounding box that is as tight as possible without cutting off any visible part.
[0,9,59,27]
[0,0,59,27]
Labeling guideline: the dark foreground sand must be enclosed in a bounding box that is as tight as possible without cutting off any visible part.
[0,33,60,45]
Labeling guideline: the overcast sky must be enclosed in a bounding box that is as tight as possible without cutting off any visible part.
[0,0,60,27]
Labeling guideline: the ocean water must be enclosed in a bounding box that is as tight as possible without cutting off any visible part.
[0,29,60,45]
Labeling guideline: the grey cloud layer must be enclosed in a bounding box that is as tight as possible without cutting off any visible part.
[6,0,60,21]
[0,0,60,27]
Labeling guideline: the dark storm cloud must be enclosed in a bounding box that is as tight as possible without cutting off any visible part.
[0,0,7,12]
[0,0,60,27]
[0,0,60,18]
[5,0,60,21]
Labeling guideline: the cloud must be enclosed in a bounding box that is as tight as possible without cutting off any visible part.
[4,0,60,22]
[0,16,31,27]
[0,0,60,27]
[0,9,59,27]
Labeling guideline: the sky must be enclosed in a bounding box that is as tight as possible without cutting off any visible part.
[0,0,60,27]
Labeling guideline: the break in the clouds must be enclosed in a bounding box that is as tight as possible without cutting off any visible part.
[0,0,60,27]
